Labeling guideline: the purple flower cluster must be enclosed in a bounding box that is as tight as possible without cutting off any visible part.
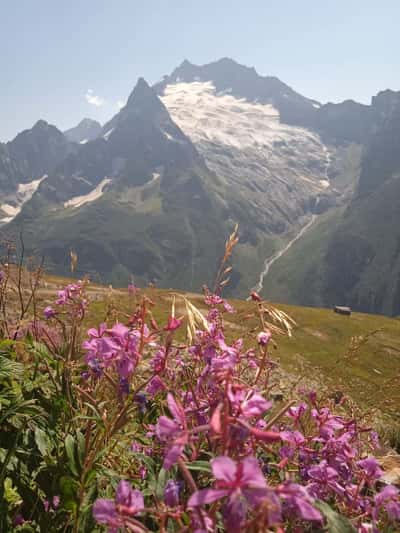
[83,290,399,533]
[93,481,145,533]
[44,281,87,320]
[83,323,146,393]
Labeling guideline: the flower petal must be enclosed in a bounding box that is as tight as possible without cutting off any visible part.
[92,499,118,525]
[241,456,267,488]
[167,393,186,425]
[188,489,229,507]
[293,497,322,521]
[211,456,237,482]
[156,416,180,440]
[163,433,188,470]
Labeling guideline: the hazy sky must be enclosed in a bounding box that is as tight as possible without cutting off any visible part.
[1,0,399,141]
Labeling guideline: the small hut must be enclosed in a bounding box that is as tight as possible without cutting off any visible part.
[333,306,351,316]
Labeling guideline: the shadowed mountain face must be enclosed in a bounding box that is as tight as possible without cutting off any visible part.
[64,118,102,144]
[38,78,203,203]
[0,121,74,222]
[322,94,400,315]
[1,59,400,313]
[261,90,400,316]
[0,120,72,193]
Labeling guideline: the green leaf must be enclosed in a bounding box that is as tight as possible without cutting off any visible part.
[34,427,53,456]
[4,477,22,506]
[134,453,157,475]
[76,431,86,468]
[0,354,24,381]
[59,475,79,511]
[65,434,79,477]
[315,501,356,533]
[155,468,167,500]
[186,461,212,473]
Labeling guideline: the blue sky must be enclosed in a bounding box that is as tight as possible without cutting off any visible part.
[1,0,399,141]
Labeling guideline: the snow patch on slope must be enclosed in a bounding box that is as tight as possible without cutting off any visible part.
[162,81,330,195]
[161,82,329,188]
[162,81,282,149]
[64,178,111,209]
[0,175,47,223]
[161,81,333,237]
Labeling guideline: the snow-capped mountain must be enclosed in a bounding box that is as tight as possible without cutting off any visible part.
[155,58,320,128]
[159,79,331,233]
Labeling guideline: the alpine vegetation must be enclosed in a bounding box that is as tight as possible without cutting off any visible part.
[0,239,398,533]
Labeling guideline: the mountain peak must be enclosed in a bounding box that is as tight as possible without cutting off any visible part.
[180,59,193,68]
[32,119,50,130]
[126,77,167,114]
[64,118,102,143]
[77,118,101,128]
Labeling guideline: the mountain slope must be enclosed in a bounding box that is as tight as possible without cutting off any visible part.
[322,95,400,315]
[262,91,400,315]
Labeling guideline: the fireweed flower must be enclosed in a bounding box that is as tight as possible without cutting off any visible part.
[278,482,322,522]
[188,457,269,507]
[44,305,56,319]
[164,316,182,331]
[156,393,188,469]
[93,480,144,532]
[190,509,215,533]
[188,456,291,530]
[307,460,345,498]
[77,283,394,532]
[286,402,308,425]
[228,385,272,419]
[257,330,271,346]
[204,293,224,306]
[146,375,166,396]
[203,291,235,314]
[311,407,344,439]
[55,281,88,314]
[250,291,262,302]
[357,457,383,484]
[164,479,181,507]
[374,485,400,522]
[82,322,141,391]
[13,514,25,526]
[279,430,307,466]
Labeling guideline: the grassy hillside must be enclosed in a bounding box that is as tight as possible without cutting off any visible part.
[261,208,341,306]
